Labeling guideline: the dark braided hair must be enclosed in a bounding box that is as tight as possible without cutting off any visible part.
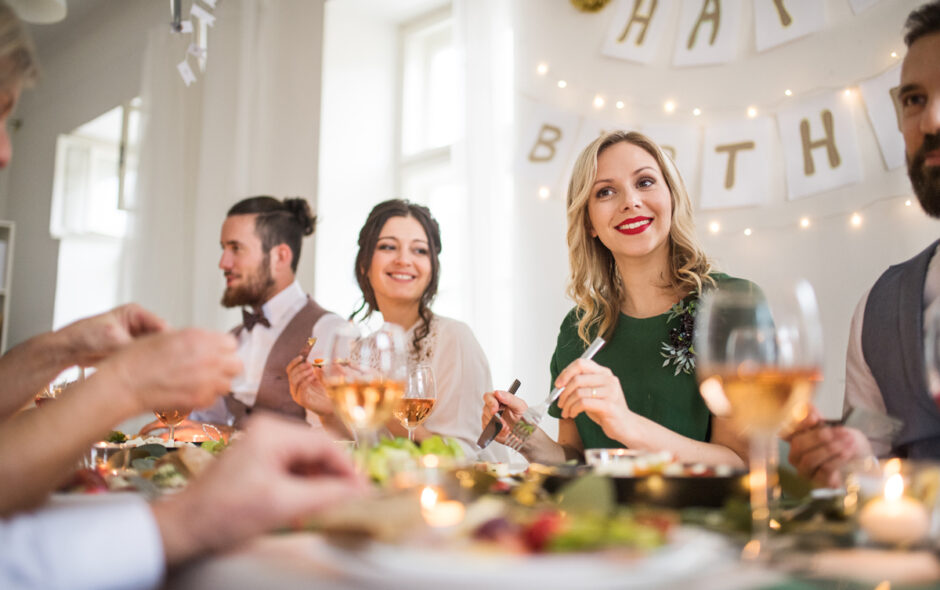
[351,199,442,356]
[227,196,316,272]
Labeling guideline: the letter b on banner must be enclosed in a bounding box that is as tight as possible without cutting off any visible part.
[517,98,581,187]
[776,92,862,200]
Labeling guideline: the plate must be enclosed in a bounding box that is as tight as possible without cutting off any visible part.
[541,465,748,509]
[318,526,734,589]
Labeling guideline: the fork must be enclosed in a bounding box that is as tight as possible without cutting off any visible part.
[503,337,606,452]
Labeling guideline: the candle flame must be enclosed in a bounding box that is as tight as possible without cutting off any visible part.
[422,455,440,469]
[884,473,904,501]
[420,485,438,510]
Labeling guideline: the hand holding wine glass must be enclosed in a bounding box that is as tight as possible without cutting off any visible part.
[695,279,823,559]
[394,365,437,442]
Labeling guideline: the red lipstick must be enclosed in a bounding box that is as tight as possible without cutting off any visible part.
[616,216,653,235]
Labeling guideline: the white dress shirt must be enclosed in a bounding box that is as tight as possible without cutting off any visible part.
[844,245,940,456]
[192,280,346,427]
[0,495,164,590]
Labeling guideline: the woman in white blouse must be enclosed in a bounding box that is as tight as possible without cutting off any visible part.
[288,199,508,462]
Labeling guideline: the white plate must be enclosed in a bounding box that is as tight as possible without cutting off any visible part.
[318,526,734,590]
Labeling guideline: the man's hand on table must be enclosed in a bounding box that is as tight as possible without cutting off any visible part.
[785,405,873,488]
[151,414,369,566]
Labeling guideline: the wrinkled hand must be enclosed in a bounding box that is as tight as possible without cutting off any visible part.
[785,405,872,488]
[481,389,529,446]
[555,358,632,440]
[97,328,242,415]
[58,304,168,367]
[153,414,369,565]
[286,356,333,415]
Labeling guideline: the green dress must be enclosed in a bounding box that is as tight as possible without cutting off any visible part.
[547,274,750,450]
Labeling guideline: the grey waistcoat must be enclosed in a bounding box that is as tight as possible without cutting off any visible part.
[861,239,940,458]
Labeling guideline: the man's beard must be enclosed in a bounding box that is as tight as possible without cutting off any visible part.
[221,255,276,308]
[910,133,940,218]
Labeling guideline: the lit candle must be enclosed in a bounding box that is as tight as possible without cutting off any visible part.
[419,486,466,528]
[858,473,930,546]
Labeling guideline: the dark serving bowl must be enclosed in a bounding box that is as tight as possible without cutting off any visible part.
[540,464,749,509]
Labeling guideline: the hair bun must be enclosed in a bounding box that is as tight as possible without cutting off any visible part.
[283,198,316,236]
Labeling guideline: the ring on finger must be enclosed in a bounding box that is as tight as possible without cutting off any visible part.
[591,388,597,398]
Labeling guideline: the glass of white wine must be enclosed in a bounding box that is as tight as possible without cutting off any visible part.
[695,279,823,559]
[395,364,437,442]
[324,322,407,449]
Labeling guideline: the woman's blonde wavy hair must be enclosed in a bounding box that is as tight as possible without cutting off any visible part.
[566,130,714,345]
[0,3,38,92]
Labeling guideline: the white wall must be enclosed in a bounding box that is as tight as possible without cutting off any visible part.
[511,0,937,420]
[313,2,398,319]
[2,0,162,346]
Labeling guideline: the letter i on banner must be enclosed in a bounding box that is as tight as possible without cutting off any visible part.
[700,118,774,209]
[601,0,674,64]
[753,0,825,53]
[776,92,863,200]
[672,0,743,67]
[517,97,582,190]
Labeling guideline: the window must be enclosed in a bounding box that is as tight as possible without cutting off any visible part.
[49,98,141,333]
[397,7,469,320]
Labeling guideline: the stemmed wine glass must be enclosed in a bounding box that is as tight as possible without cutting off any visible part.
[323,322,407,449]
[695,279,823,559]
[923,300,940,408]
[395,364,437,442]
[154,408,188,445]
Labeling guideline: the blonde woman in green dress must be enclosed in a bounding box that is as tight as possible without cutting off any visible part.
[482,131,748,466]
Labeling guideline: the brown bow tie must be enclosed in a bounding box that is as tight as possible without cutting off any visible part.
[242,308,271,331]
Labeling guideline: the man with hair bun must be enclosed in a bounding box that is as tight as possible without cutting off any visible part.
[191,196,347,429]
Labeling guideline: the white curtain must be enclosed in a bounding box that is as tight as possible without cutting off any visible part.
[124,0,325,331]
[451,0,516,389]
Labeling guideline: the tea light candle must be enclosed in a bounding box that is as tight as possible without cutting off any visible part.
[858,473,930,546]
[419,486,465,528]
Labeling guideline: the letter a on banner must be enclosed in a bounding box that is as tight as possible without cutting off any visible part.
[517,97,582,187]
[700,118,774,209]
[673,0,743,67]
[776,92,862,200]
[602,0,674,64]
[753,0,825,53]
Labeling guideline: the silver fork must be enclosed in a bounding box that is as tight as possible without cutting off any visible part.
[504,337,605,452]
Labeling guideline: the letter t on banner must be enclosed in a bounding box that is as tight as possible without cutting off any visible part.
[700,118,774,209]
[776,92,862,200]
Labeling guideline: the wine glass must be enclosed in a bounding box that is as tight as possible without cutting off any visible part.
[924,300,940,408]
[323,322,407,449]
[395,364,437,442]
[695,279,823,559]
[154,409,187,445]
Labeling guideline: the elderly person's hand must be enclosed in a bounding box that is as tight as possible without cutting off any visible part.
[554,358,632,441]
[785,405,873,488]
[286,355,333,415]
[151,414,369,565]
[57,304,168,367]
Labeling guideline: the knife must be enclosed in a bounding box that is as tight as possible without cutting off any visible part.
[476,379,521,449]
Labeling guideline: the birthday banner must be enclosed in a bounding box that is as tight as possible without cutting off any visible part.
[517,65,902,209]
[602,0,860,66]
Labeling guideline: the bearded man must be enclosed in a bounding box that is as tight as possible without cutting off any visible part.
[192,196,345,428]
[787,0,940,487]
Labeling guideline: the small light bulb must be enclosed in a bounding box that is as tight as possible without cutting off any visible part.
[664,100,676,113]
[850,212,863,227]
[746,106,758,118]
[905,199,913,207]
[799,217,810,229]
[843,88,854,98]
[708,221,720,234]
[593,95,605,109]
[743,228,752,236]
[784,89,793,97]
[536,63,548,75]
[693,108,702,116]
[538,186,550,200]
[891,51,899,59]
[557,80,567,89]
[615,100,625,110]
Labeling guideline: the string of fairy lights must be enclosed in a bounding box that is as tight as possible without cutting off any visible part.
[527,47,913,238]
